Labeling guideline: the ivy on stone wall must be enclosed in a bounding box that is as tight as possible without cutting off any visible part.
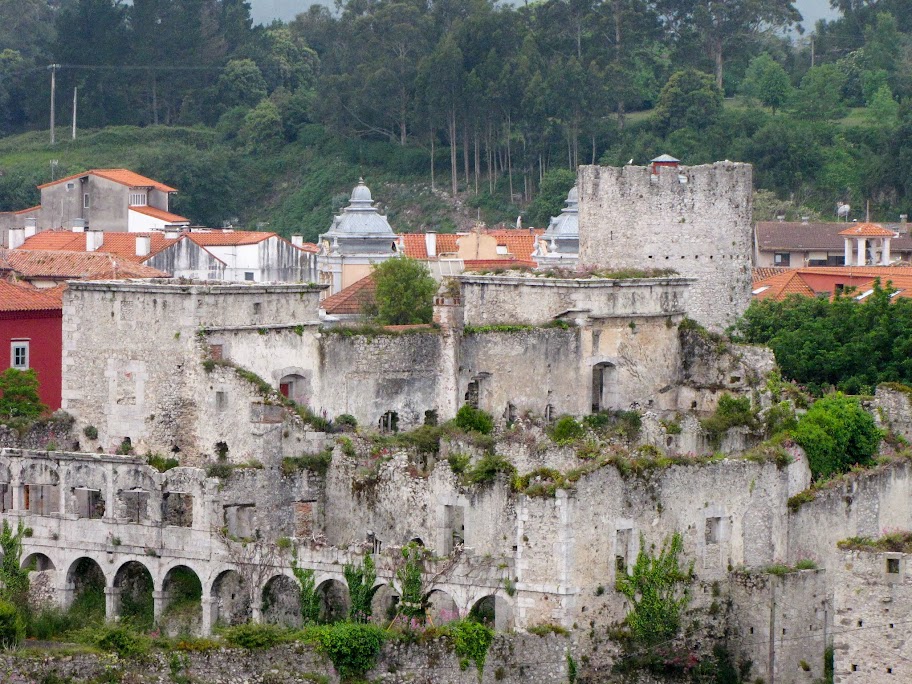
[343,554,376,623]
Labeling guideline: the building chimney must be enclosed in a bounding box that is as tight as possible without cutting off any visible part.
[801,216,809,225]
[85,229,103,252]
[23,218,37,238]
[291,235,304,248]
[901,214,908,225]
[135,235,151,257]
[164,228,180,240]
[8,228,25,250]
[425,231,437,258]
[71,218,86,233]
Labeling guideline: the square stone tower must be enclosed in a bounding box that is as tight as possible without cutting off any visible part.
[577,161,753,331]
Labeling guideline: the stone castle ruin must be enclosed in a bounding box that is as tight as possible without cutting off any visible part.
[0,161,903,683]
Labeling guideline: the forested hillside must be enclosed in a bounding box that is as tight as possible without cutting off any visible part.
[1,0,911,238]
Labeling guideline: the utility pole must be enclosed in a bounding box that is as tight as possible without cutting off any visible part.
[72,87,77,140]
[48,64,61,145]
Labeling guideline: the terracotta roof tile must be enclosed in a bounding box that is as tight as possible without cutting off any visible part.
[838,223,895,238]
[38,169,177,193]
[320,275,376,315]
[400,230,540,260]
[18,230,174,263]
[186,231,276,247]
[752,267,791,283]
[129,205,189,223]
[2,249,166,280]
[752,270,817,300]
[0,279,63,312]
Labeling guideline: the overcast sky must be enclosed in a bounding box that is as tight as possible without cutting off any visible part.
[250,0,839,28]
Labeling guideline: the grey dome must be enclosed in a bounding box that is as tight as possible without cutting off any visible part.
[543,186,579,240]
[321,179,395,240]
[349,178,373,205]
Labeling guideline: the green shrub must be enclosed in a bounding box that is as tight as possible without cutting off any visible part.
[792,393,882,479]
[453,405,495,435]
[583,410,642,440]
[464,455,516,485]
[445,619,495,676]
[526,623,570,637]
[447,453,471,475]
[281,449,333,476]
[335,414,358,429]
[701,395,758,447]
[0,368,47,420]
[83,425,99,440]
[307,622,386,680]
[0,600,24,649]
[93,624,151,658]
[549,416,586,444]
[222,622,293,649]
[146,453,180,472]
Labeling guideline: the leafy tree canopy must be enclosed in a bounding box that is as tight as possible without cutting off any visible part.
[0,369,46,421]
[371,257,437,326]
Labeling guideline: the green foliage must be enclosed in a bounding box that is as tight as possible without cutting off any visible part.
[792,394,882,479]
[463,455,516,486]
[0,368,47,420]
[281,448,333,477]
[447,453,470,475]
[524,168,576,227]
[526,623,570,637]
[83,425,98,440]
[307,622,386,681]
[792,64,847,121]
[655,69,723,134]
[445,619,494,677]
[0,600,24,649]
[701,395,758,448]
[735,281,912,396]
[221,622,293,649]
[453,405,494,435]
[92,624,151,659]
[146,453,179,472]
[615,532,693,647]
[549,416,586,444]
[742,54,792,113]
[292,558,321,625]
[584,410,642,441]
[838,530,912,553]
[335,414,358,429]
[343,554,376,623]
[0,520,30,605]
[396,542,426,621]
[241,100,283,151]
[371,257,437,325]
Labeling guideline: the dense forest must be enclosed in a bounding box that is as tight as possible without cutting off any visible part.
[0,0,911,237]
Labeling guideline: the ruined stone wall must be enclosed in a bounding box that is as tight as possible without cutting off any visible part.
[61,280,323,459]
[0,633,571,684]
[459,275,691,326]
[577,163,753,331]
[787,461,912,573]
[0,413,77,452]
[873,384,912,441]
[832,550,912,683]
[729,569,829,684]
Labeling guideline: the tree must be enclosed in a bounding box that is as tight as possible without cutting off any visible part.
[658,0,801,90]
[654,68,723,135]
[524,168,576,228]
[218,59,268,110]
[0,520,30,607]
[241,100,283,151]
[792,64,848,121]
[792,394,882,480]
[0,369,46,420]
[615,532,693,646]
[371,257,437,325]
[741,54,792,114]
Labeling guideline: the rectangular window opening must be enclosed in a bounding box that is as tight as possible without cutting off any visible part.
[887,557,901,574]
[11,342,29,370]
[705,517,722,545]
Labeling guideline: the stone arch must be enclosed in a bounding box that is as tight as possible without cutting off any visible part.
[65,557,106,620]
[113,561,154,630]
[161,565,203,636]
[426,589,459,625]
[211,569,251,627]
[316,578,350,624]
[370,583,400,624]
[261,574,301,627]
[591,360,619,413]
[275,368,312,405]
[469,594,513,631]
[22,552,55,571]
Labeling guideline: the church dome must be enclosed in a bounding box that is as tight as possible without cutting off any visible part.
[349,178,373,205]
[543,186,579,240]
[319,178,395,244]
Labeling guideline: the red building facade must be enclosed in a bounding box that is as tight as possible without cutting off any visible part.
[0,281,63,411]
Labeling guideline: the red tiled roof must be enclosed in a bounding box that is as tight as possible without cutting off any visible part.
[0,279,63,312]
[295,242,320,254]
[15,206,40,215]
[38,169,177,193]
[752,271,817,300]
[400,230,541,260]
[18,230,173,263]
[838,223,895,238]
[186,231,276,247]
[2,249,167,280]
[129,205,189,223]
[755,221,912,252]
[320,275,376,315]
[752,267,791,283]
